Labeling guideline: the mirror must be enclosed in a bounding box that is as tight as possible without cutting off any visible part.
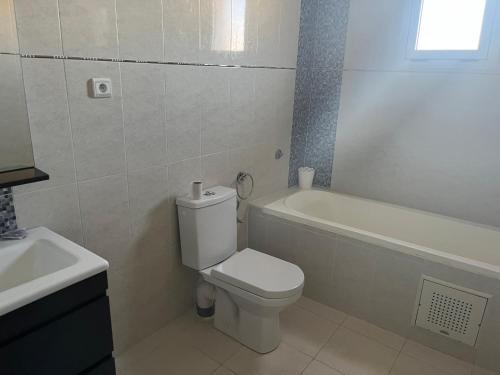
[0,54,34,172]
[0,0,46,187]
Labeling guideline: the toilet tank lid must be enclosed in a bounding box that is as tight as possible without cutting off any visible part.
[176,186,236,209]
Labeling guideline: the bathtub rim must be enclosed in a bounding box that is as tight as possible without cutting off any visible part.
[250,188,500,281]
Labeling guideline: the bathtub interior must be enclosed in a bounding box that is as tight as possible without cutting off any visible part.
[249,204,500,373]
[275,190,500,268]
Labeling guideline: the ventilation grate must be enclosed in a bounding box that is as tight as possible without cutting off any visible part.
[414,277,488,346]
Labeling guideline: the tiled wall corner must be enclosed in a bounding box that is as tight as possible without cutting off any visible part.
[289,0,350,187]
[0,188,17,234]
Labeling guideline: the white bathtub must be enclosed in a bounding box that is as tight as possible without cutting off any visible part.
[256,189,500,280]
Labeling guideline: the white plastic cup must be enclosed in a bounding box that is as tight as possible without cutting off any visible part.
[298,167,315,190]
[192,181,203,200]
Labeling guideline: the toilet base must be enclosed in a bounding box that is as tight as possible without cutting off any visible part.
[213,288,281,353]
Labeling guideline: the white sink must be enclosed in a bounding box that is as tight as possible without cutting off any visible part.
[0,227,109,316]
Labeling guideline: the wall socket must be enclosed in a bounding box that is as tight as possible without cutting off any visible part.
[88,78,112,98]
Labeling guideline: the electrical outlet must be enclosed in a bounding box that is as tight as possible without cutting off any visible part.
[89,78,112,98]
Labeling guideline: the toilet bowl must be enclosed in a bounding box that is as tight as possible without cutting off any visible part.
[176,186,305,353]
[201,248,304,353]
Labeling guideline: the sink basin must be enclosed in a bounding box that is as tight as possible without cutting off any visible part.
[0,227,109,316]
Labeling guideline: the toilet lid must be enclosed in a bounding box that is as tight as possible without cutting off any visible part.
[211,248,304,299]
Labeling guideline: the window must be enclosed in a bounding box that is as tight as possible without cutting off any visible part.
[408,0,495,60]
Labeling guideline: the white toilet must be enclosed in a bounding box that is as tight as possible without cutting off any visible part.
[176,186,304,353]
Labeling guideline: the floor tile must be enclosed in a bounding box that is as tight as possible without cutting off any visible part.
[317,327,399,375]
[213,367,237,375]
[224,343,312,375]
[343,316,405,351]
[116,300,485,375]
[178,311,242,363]
[402,341,473,375]
[296,296,347,324]
[472,366,499,375]
[119,312,219,375]
[115,315,189,372]
[134,339,219,375]
[302,360,344,375]
[390,354,451,375]
[281,305,339,356]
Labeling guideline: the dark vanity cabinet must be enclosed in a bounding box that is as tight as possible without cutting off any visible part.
[0,272,115,375]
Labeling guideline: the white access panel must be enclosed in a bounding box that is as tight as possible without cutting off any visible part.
[414,277,488,346]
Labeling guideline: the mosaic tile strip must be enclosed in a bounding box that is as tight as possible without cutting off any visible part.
[0,188,17,235]
[289,0,350,187]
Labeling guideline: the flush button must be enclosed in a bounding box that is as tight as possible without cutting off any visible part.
[203,191,216,196]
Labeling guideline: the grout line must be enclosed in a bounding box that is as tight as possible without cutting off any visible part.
[61,58,86,246]
[209,366,223,375]
[55,0,64,54]
[399,343,473,375]
[160,0,165,62]
[197,0,201,58]
[163,57,170,170]
[297,356,315,375]
[285,302,346,375]
[13,180,77,197]
[387,336,406,375]
[313,359,348,375]
[293,300,404,375]
[113,0,120,60]
[117,62,133,242]
[339,319,407,353]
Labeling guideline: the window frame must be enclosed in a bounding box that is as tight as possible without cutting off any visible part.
[407,0,497,61]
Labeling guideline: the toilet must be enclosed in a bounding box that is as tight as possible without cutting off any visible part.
[176,186,304,353]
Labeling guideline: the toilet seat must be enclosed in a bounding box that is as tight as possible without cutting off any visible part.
[207,248,304,299]
[199,248,304,353]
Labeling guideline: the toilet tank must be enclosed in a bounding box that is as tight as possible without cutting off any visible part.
[176,186,237,270]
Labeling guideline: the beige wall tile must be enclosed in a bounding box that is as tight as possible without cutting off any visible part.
[164,0,200,63]
[200,66,231,155]
[59,0,119,58]
[14,184,83,244]
[64,60,125,181]
[199,0,232,65]
[116,0,163,61]
[78,174,130,270]
[121,63,166,171]
[228,68,256,150]
[279,0,301,68]
[230,0,258,65]
[14,0,62,55]
[165,65,202,163]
